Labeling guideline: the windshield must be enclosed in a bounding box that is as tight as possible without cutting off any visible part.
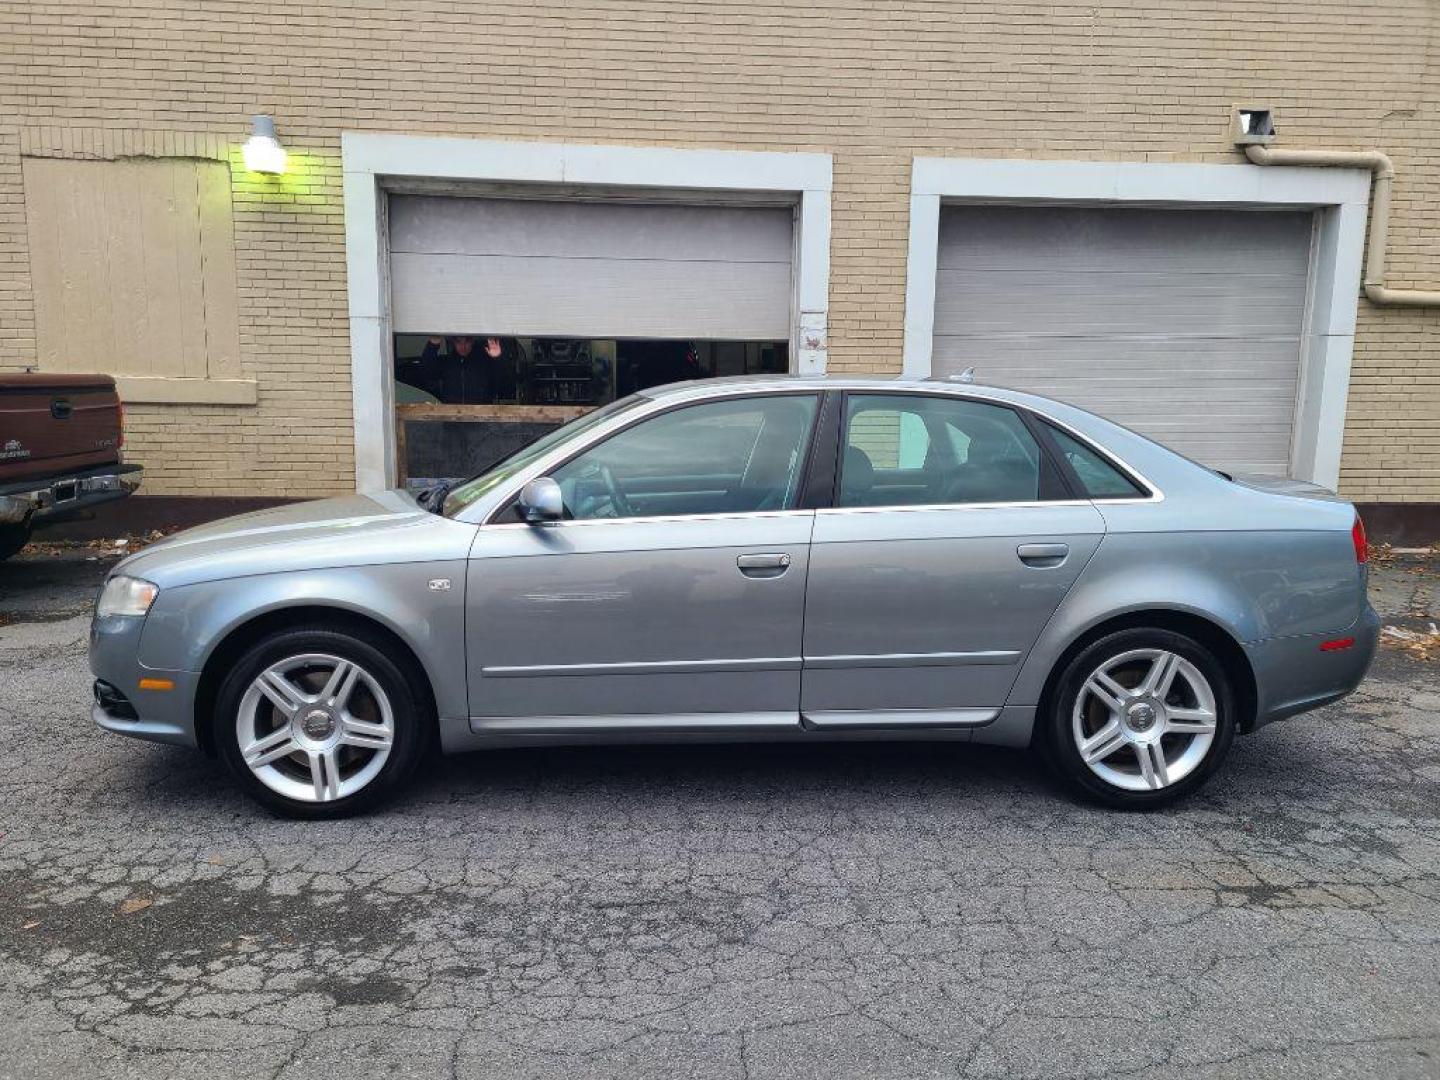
[441,394,648,518]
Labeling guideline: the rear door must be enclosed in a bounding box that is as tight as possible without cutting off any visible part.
[800,392,1106,729]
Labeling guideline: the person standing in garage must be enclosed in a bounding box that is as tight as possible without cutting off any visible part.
[418,335,517,404]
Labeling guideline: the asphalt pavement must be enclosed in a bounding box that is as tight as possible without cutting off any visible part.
[1,546,1438,1079]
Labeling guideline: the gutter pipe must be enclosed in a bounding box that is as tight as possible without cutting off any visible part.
[1244,143,1440,308]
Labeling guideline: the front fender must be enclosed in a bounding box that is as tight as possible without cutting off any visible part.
[138,562,469,722]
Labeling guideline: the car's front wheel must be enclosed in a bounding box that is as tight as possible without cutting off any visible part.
[215,625,430,818]
[1038,627,1237,809]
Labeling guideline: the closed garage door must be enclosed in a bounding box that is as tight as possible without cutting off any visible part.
[389,195,793,339]
[932,206,1314,476]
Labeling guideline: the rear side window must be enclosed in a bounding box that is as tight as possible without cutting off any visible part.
[1046,424,1146,499]
[839,394,1060,507]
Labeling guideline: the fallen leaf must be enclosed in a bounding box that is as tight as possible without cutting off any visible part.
[117,897,153,915]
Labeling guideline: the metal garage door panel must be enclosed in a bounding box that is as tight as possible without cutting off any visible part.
[938,207,1311,274]
[934,270,1308,338]
[935,338,1301,474]
[390,196,793,339]
[392,252,793,339]
[933,206,1313,476]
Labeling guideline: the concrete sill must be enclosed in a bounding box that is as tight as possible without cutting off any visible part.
[114,377,258,406]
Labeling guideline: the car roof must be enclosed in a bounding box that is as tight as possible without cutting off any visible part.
[639,373,1069,413]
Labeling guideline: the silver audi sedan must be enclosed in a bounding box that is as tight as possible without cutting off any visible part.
[90,376,1378,817]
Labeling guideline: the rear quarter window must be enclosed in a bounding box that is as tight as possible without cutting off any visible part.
[1045,424,1146,500]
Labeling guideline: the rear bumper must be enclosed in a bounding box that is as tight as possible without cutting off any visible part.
[1245,603,1381,730]
[0,463,142,526]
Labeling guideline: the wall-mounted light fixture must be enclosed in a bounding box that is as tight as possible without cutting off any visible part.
[242,114,287,175]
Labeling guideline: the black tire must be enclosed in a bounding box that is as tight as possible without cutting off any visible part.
[0,519,33,561]
[1037,627,1237,810]
[215,624,432,819]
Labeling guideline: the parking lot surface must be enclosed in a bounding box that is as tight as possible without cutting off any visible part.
[1,548,1438,1079]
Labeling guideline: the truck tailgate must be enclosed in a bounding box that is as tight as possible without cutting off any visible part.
[0,373,124,488]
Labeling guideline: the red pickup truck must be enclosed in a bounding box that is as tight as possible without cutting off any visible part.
[0,373,142,560]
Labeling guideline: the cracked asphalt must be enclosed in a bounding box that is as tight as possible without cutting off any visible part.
[1,548,1438,1079]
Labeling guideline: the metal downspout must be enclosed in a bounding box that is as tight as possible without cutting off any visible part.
[1244,144,1440,308]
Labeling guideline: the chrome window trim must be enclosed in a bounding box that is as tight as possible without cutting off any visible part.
[833,386,1165,509]
[1031,413,1162,505]
[815,499,1093,517]
[482,507,817,531]
[465,386,825,527]
[459,381,1165,526]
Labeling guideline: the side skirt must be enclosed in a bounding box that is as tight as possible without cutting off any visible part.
[438,705,1038,753]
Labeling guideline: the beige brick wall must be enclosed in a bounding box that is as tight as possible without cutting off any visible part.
[0,0,1435,499]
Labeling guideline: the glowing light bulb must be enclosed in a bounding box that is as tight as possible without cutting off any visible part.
[242,115,287,175]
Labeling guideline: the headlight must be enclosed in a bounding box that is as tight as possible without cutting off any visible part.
[96,575,159,618]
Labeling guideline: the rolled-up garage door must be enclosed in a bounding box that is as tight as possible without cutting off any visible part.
[389,195,793,340]
[932,205,1313,476]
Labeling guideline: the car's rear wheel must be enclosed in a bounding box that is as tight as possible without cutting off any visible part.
[215,626,429,818]
[1038,627,1236,809]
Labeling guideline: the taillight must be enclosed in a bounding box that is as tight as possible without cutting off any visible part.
[117,400,125,449]
[1352,514,1368,564]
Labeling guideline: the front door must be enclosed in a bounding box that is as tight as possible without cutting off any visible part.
[466,392,821,733]
[800,392,1106,729]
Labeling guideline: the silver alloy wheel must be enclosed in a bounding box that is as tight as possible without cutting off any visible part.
[1071,647,1218,792]
[235,652,394,803]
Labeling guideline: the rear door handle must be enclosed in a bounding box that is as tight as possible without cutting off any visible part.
[737,553,791,578]
[1017,542,1069,567]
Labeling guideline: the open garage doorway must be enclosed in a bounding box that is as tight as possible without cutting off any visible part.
[388,194,795,488]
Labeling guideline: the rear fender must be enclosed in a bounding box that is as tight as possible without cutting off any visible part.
[1006,529,1357,707]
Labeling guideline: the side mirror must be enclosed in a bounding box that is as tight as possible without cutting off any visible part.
[518,477,564,524]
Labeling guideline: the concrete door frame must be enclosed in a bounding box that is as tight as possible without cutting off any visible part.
[341,133,833,492]
[902,157,1373,488]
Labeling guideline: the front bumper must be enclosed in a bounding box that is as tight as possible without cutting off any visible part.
[0,463,142,526]
[1245,603,1381,730]
[89,612,199,747]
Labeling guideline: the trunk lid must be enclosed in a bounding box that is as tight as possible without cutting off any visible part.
[1227,472,1347,504]
[0,373,124,488]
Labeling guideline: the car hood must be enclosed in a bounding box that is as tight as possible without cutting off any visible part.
[114,490,478,588]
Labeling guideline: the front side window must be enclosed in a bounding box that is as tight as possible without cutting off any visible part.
[442,396,646,517]
[839,394,1051,507]
[549,394,819,520]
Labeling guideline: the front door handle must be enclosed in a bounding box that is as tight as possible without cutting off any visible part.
[737,553,791,578]
[1017,542,1069,567]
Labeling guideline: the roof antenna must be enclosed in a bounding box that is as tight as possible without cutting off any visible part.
[920,366,977,384]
